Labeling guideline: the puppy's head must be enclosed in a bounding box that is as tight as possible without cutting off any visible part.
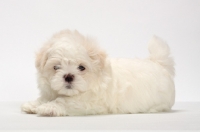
[36,30,107,96]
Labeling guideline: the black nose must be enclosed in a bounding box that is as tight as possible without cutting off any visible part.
[64,74,74,83]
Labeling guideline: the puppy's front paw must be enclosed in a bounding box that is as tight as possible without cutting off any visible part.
[21,101,40,114]
[36,103,66,116]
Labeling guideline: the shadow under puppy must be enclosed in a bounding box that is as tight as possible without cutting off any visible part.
[21,30,175,116]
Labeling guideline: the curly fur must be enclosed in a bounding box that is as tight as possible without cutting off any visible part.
[21,30,175,116]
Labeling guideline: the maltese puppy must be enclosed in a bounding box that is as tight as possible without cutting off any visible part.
[21,30,175,116]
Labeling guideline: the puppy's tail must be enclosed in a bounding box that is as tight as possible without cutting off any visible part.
[148,36,175,76]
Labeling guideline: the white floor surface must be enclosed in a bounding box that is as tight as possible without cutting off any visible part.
[0,102,199,131]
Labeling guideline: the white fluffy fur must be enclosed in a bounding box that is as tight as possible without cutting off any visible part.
[21,30,175,116]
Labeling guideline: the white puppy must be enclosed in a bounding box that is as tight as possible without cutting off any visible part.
[21,30,175,116]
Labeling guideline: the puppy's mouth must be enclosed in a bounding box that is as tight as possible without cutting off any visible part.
[66,84,72,89]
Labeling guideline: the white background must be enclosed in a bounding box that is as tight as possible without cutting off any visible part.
[0,0,199,102]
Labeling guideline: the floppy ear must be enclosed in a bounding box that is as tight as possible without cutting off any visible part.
[74,30,107,68]
[83,37,107,68]
[35,44,50,72]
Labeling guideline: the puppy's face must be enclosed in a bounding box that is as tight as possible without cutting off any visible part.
[44,46,90,96]
[36,31,107,96]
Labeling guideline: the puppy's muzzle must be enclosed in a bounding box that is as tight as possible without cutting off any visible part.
[64,74,74,83]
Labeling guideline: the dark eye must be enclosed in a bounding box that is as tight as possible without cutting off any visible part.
[78,65,85,71]
[54,65,60,70]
